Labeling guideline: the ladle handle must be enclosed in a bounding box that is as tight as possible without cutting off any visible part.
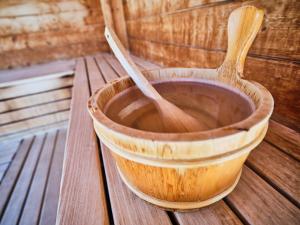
[219,6,264,82]
[104,26,162,101]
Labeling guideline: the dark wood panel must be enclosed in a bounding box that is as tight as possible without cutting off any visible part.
[57,58,109,225]
[226,166,300,225]
[247,141,300,206]
[126,0,300,61]
[129,39,300,131]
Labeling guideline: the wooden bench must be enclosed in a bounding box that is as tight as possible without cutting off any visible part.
[0,59,75,141]
[56,53,300,225]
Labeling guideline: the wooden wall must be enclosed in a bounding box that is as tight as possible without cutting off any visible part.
[0,0,109,69]
[123,0,300,131]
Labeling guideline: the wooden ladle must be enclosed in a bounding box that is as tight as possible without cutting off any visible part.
[104,27,205,132]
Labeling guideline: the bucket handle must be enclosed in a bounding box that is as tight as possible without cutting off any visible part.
[218,6,264,83]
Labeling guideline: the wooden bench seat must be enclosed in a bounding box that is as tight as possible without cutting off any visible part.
[0,127,67,225]
[56,53,300,225]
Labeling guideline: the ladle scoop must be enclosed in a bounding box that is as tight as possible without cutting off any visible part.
[104,27,205,132]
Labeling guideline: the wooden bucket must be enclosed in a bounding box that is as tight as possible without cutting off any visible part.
[87,6,274,210]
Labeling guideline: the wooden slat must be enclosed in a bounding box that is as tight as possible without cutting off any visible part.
[95,54,120,81]
[39,129,67,225]
[0,110,69,137]
[129,39,300,130]
[247,141,300,206]
[131,54,161,70]
[0,59,74,87]
[0,87,72,113]
[101,144,172,225]
[0,99,71,125]
[0,163,9,181]
[126,0,299,61]
[87,54,172,224]
[0,134,45,225]
[18,131,57,225]
[175,200,242,225]
[0,76,73,100]
[57,58,109,225]
[0,151,16,165]
[102,53,127,76]
[0,137,32,216]
[265,120,300,160]
[226,166,300,225]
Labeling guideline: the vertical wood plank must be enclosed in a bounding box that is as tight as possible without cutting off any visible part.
[39,129,67,225]
[56,58,109,225]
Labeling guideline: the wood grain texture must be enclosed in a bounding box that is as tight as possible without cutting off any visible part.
[87,54,172,225]
[175,200,242,225]
[125,0,300,130]
[247,141,300,206]
[265,120,300,160]
[0,0,108,69]
[226,166,300,225]
[129,39,300,131]
[123,0,225,20]
[126,0,300,61]
[57,58,109,225]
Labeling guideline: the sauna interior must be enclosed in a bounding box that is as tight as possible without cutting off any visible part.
[0,1,299,225]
